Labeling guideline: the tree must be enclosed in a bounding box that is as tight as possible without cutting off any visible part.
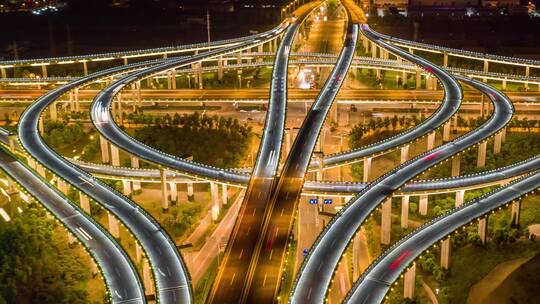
[0,207,93,303]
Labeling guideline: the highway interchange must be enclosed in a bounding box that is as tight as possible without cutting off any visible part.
[1,0,540,303]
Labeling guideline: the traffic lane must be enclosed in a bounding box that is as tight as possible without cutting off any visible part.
[290,23,464,303]
[245,24,359,302]
[292,76,512,304]
[2,89,540,102]
[244,177,304,303]
[17,64,194,303]
[0,149,145,304]
[210,20,301,304]
[208,178,275,303]
[346,173,539,303]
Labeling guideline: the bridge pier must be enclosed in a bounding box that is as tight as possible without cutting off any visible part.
[285,129,292,155]
[452,155,461,176]
[160,168,169,211]
[511,201,521,227]
[218,56,224,81]
[130,156,141,192]
[169,182,177,204]
[210,182,220,221]
[143,258,154,296]
[525,67,530,90]
[1,67,6,78]
[415,68,422,89]
[108,213,120,238]
[57,179,69,195]
[99,135,110,163]
[502,78,507,90]
[443,52,448,67]
[455,190,465,207]
[79,192,91,214]
[36,163,46,178]
[400,145,409,164]
[443,121,451,142]
[478,216,488,245]
[187,182,194,201]
[427,131,435,151]
[419,195,428,216]
[401,195,410,228]
[363,157,371,183]
[110,145,120,166]
[380,197,392,245]
[221,184,228,206]
[122,180,132,197]
[403,263,416,299]
[483,60,489,82]
[82,61,88,76]
[494,132,502,154]
[371,43,377,58]
[441,237,451,269]
[477,141,487,168]
[50,101,58,120]
[41,65,48,78]
[135,243,143,263]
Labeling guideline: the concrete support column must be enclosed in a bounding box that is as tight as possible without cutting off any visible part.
[50,101,58,120]
[160,168,169,211]
[525,67,530,90]
[130,156,141,192]
[217,56,224,81]
[82,61,88,76]
[122,180,132,197]
[331,104,338,124]
[440,238,451,269]
[501,127,506,143]
[443,52,448,67]
[363,157,371,183]
[187,182,194,201]
[210,182,220,221]
[237,70,242,88]
[57,179,69,195]
[477,141,487,168]
[511,201,521,227]
[110,145,120,166]
[415,68,422,89]
[167,71,173,89]
[401,195,410,229]
[99,135,110,163]
[494,132,502,154]
[419,195,428,216]
[36,163,46,178]
[478,216,488,245]
[400,145,409,164]
[455,190,465,207]
[221,184,228,206]
[443,121,451,142]
[483,60,489,82]
[135,243,143,263]
[169,182,177,204]
[371,43,377,58]
[0,68,6,78]
[236,52,242,64]
[79,192,91,214]
[285,129,292,155]
[502,78,507,90]
[403,263,416,299]
[41,65,48,78]
[427,132,435,151]
[380,197,392,245]
[143,258,154,296]
[108,213,120,238]
[452,155,461,176]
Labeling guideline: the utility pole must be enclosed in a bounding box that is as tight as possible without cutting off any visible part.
[206,10,211,43]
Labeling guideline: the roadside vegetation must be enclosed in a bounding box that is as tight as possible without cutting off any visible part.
[0,206,104,304]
